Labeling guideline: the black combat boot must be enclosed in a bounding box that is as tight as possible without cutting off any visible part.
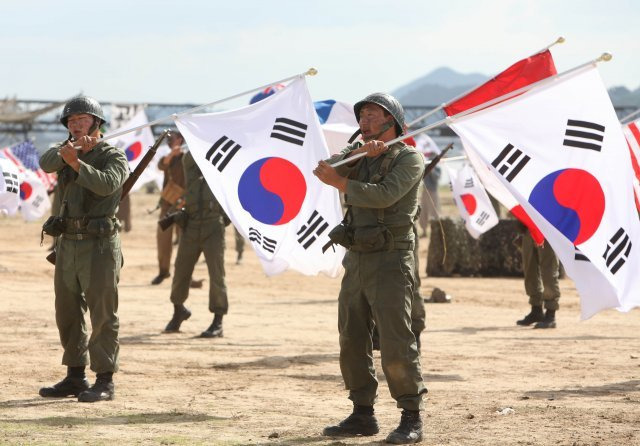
[534,309,557,329]
[39,366,89,398]
[78,372,114,403]
[322,404,379,437]
[200,314,223,338]
[164,304,191,332]
[385,409,423,444]
[516,305,544,326]
[151,271,170,285]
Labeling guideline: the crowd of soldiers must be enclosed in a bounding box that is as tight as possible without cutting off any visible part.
[36,92,560,445]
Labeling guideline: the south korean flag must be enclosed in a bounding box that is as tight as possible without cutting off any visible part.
[449,65,640,319]
[446,162,498,239]
[174,78,345,277]
[0,157,20,216]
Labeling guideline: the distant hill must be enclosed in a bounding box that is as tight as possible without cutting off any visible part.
[394,66,640,108]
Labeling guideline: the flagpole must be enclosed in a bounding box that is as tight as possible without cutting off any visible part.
[620,108,640,125]
[75,68,318,147]
[330,53,611,168]
[406,36,565,128]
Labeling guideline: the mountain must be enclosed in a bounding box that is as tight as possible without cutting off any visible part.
[394,66,640,108]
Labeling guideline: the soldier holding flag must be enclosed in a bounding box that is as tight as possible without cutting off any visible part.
[38,96,129,402]
[314,93,426,444]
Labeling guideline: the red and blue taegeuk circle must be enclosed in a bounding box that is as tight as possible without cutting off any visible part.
[125,141,142,161]
[20,182,32,200]
[460,193,477,216]
[528,168,605,245]
[237,157,306,225]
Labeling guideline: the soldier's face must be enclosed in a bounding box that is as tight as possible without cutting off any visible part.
[67,113,95,139]
[358,104,394,141]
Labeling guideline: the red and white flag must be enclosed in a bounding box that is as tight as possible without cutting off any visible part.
[445,50,557,244]
[449,65,640,319]
[621,119,640,212]
[446,163,499,238]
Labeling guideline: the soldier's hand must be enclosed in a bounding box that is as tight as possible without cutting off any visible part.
[58,142,81,171]
[360,140,388,158]
[313,160,347,192]
[73,135,99,153]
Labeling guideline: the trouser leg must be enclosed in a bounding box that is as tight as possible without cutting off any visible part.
[539,241,561,310]
[77,235,121,374]
[54,238,89,367]
[338,252,378,407]
[156,203,173,274]
[202,220,228,315]
[411,225,425,334]
[522,233,544,307]
[170,224,201,306]
[369,250,426,411]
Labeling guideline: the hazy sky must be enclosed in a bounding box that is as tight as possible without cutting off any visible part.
[2,0,639,108]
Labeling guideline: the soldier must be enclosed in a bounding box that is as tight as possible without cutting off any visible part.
[162,149,228,338]
[152,131,187,285]
[314,93,427,444]
[516,230,561,328]
[38,96,129,402]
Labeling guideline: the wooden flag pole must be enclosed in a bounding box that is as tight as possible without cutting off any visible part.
[406,36,566,128]
[74,68,318,148]
[330,53,611,169]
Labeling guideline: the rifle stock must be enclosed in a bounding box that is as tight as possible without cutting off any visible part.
[423,143,453,178]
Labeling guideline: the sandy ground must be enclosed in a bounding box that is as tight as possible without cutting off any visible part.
[0,190,639,446]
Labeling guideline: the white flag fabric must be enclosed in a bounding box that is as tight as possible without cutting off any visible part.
[1,147,51,221]
[0,157,21,216]
[446,163,499,238]
[449,65,640,319]
[174,78,345,277]
[110,109,162,192]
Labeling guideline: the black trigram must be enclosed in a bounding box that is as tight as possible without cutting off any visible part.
[297,210,329,249]
[3,172,18,194]
[270,117,307,146]
[574,246,589,262]
[491,143,530,182]
[475,211,490,226]
[248,227,277,253]
[32,195,44,208]
[205,136,241,172]
[464,178,474,188]
[603,228,632,274]
[563,119,605,152]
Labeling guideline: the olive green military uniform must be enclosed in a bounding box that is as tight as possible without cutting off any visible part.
[169,151,228,314]
[40,141,129,374]
[329,141,427,411]
[411,223,426,335]
[522,232,560,310]
[157,153,186,276]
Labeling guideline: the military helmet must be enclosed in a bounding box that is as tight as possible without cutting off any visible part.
[354,92,405,135]
[60,96,105,128]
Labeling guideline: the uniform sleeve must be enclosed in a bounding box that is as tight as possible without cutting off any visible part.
[75,150,130,197]
[344,150,424,209]
[39,144,66,173]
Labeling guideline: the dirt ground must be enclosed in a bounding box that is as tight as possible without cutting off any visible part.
[0,190,639,446]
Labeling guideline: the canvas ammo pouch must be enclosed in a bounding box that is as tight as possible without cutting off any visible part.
[160,180,185,205]
[327,223,354,249]
[350,225,392,252]
[42,216,65,237]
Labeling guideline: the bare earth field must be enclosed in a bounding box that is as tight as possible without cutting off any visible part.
[0,190,639,446]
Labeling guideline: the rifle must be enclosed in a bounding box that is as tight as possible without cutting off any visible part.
[423,143,453,178]
[46,130,170,265]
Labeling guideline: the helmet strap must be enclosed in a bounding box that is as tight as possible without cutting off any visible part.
[362,121,395,142]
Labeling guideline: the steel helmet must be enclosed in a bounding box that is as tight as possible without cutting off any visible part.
[60,96,106,128]
[354,92,405,136]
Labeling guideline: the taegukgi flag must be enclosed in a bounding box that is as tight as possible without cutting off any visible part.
[621,118,640,212]
[111,109,163,192]
[0,156,21,216]
[449,65,640,319]
[446,162,498,239]
[174,78,345,277]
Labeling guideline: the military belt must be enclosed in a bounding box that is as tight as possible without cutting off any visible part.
[62,231,116,240]
[349,240,414,252]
